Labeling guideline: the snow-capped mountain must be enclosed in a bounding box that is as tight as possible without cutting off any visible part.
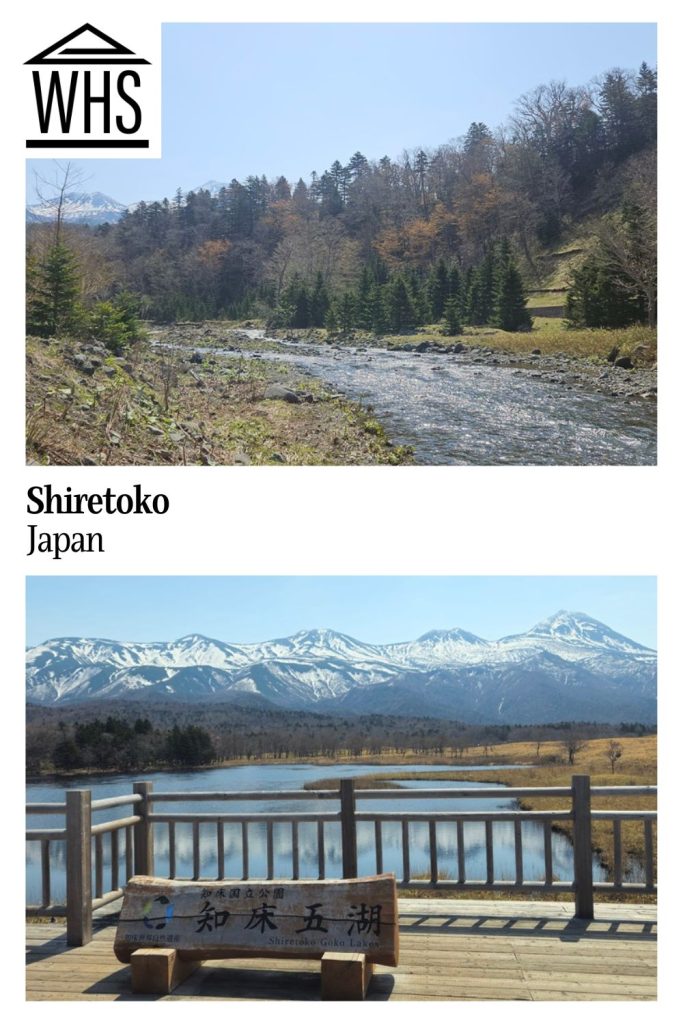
[25,612,657,723]
[191,180,230,196]
[26,191,129,226]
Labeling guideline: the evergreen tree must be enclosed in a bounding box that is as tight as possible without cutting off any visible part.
[387,276,416,331]
[427,259,449,320]
[292,283,310,328]
[309,272,330,327]
[443,297,463,336]
[493,256,532,331]
[355,266,374,329]
[27,243,81,337]
[324,300,339,332]
[338,291,357,332]
[565,255,644,327]
[368,285,388,335]
[447,266,462,307]
[408,270,429,325]
[635,62,657,146]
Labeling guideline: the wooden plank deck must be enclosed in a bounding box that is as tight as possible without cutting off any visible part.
[26,898,657,1001]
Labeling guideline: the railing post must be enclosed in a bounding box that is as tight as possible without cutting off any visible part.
[571,774,594,920]
[340,779,358,879]
[133,781,154,876]
[65,789,92,946]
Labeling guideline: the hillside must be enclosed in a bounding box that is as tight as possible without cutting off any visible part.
[27,61,656,333]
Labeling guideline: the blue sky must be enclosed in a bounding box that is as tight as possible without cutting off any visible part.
[26,22,656,204]
[26,577,656,649]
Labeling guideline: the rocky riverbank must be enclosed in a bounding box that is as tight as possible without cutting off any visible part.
[26,329,413,466]
[262,327,657,403]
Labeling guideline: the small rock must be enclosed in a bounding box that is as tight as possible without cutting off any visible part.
[269,453,286,463]
[264,384,300,403]
[452,343,466,353]
[102,366,116,377]
[148,425,164,435]
[614,356,634,370]
[190,351,204,364]
[233,451,251,465]
[531,348,542,355]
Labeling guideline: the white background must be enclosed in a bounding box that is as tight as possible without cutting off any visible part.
[3,1,681,1019]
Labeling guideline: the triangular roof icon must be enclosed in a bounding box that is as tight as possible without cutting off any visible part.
[25,23,150,64]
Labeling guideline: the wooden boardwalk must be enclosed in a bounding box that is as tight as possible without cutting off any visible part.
[26,898,657,1001]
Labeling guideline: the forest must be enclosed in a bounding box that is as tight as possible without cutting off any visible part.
[26,62,657,341]
[25,700,655,775]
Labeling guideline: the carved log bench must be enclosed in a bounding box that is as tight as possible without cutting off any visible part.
[114,873,398,999]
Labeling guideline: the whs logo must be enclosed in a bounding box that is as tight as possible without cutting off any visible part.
[25,22,160,155]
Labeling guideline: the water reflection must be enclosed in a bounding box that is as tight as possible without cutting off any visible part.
[26,765,622,904]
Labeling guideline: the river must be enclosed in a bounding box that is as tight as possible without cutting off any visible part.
[26,762,610,905]
[184,331,656,465]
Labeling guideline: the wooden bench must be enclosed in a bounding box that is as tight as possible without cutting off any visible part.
[114,873,398,999]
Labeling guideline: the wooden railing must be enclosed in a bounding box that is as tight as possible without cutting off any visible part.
[26,775,656,945]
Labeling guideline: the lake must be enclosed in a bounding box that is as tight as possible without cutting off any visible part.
[26,762,609,905]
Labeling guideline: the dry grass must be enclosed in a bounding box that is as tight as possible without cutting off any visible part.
[306,736,657,900]
[375,322,657,363]
[25,335,412,466]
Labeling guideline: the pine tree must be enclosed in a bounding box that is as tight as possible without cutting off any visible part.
[356,266,374,330]
[427,259,449,320]
[324,300,339,332]
[338,292,357,332]
[635,62,657,146]
[493,256,532,332]
[565,255,644,328]
[408,270,429,325]
[309,272,330,327]
[27,243,81,337]
[448,266,462,306]
[292,283,311,328]
[368,285,388,335]
[386,276,416,332]
[443,297,463,336]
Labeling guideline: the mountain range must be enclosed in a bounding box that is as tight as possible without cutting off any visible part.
[25,612,657,724]
[26,191,132,226]
[26,184,231,227]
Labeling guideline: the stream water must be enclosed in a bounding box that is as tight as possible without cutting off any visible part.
[185,330,656,465]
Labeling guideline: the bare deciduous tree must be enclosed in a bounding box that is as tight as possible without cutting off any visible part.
[607,740,623,774]
[563,736,588,765]
[33,161,89,245]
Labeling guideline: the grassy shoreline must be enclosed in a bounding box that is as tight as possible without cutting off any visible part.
[26,332,412,466]
[304,736,657,901]
[147,316,658,365]
[27,737,656,905]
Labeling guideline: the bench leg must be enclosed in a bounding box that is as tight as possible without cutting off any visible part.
[130,949,202,994]
[321,952,374,1000]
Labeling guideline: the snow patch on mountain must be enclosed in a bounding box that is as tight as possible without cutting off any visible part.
[26,192,129,226]
[25,612,657,722]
